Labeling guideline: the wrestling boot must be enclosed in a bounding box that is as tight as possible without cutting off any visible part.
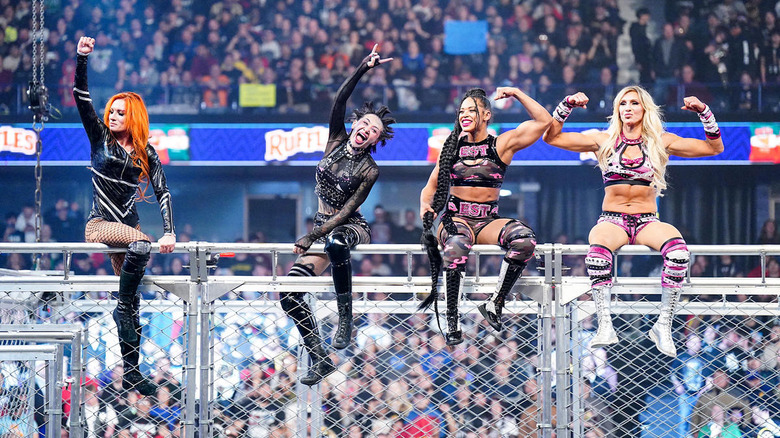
[113,241,151,344]
[589,286,618,348]
[478,259,525,332]
[649,287,680,358]
[300,334,337,386]
[326,233,354,350]
[281,293,337,386]
[331,291,353,350]
[444,269,464,346]
[121,324,156,396]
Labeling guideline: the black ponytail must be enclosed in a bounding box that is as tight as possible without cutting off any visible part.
[418,88,490,311]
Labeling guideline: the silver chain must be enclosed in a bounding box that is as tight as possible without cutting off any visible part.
[31,0,45,268]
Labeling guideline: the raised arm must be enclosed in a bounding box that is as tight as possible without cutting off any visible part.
[542,92,605,153]
[73,36,107,151]
[665,96,724,158]
[494,87,553,157]
[294,167,380,252]
[326,45,392,154]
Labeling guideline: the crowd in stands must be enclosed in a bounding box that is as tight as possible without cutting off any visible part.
[1,0,780,117]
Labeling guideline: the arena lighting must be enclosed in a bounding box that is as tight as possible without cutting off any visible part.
[500,189,512,196]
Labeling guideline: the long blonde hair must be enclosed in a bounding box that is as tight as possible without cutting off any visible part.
[596,86,669,195]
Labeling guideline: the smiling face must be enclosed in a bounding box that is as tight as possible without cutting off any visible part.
[349,113,383,150]
[617,90,645,126]
[108,99,128,134]
[458,97,490,134]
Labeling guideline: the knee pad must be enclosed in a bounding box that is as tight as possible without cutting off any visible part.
[123,240,151,273]
[324,232,351,268]
[498,220,536,264]
[586,244,613,288]
[440,222,473,270]
[661,237,689,288]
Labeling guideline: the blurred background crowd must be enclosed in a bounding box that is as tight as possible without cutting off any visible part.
[1,0,779,118]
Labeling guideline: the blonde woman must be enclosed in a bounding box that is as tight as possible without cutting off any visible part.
[543,86,723,357]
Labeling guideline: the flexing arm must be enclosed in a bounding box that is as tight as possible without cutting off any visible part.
[542,92,604,152]
[294,166,380,252]
[665,96,724,158]
[73,36,106,151]
[494,87,553,156]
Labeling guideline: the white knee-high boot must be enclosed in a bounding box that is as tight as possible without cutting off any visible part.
[589,286,618,348]
[649,287,680,358]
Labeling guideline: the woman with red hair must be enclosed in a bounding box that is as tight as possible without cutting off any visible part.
[74,36,176,396]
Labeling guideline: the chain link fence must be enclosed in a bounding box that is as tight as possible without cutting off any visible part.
[1,242,778,438]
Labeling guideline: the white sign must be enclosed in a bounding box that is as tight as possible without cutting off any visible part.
[264,126,328,161]
[0,126,38,155]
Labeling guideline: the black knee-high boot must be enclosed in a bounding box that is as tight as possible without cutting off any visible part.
[325,233,354,350]
[120,323,157,396]
[281,292,337,386]
[444,269,464,346]
[478,259,525,332]
[113,241,151,344]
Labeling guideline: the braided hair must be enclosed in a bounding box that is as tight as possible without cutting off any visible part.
[350,101,396,154]
[419,88,492,310]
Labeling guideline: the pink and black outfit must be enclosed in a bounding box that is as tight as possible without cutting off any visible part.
[585,133,690,357]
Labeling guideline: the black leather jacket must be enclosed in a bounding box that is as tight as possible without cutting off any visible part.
[73,54,174,234]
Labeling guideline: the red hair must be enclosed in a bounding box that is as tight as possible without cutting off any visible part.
[103,92,151,201]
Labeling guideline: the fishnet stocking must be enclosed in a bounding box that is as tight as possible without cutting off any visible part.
[85,219,149,275]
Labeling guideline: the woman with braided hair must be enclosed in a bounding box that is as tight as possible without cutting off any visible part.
[74,36,176,395]
[543,87,723,357]
[282,45,395,386]
[419,87,552,345]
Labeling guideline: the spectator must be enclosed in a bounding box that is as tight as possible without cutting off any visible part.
[679,64,714,106]
[757,219,780,244]
[726,20,758,83]
[652,22,689,105]
[760,29,780,110]
[691,369,751,437]
[732,71,758,112]
[673,333,709,438]
[629,8,653,86]
[201,64,231,109]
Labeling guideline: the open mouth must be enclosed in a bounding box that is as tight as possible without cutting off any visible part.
[355,131,368,145]
[460,119,473,128]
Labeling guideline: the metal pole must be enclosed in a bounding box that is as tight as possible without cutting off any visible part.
[539,245,555,438]
[182,245,202,438]
[555,276,570,437]
[199,246,212,438]
[570,311,583,438]
[69,330,84,438]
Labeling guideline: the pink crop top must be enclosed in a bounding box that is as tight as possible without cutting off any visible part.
[602,134,655,187]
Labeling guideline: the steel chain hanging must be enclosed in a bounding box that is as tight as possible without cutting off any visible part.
[29,0,47,269]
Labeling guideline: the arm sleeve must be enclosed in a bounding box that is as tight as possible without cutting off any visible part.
[326,59,371,146]
[147,146,175,235]
[73,54,106,152]
[308,166,379,241]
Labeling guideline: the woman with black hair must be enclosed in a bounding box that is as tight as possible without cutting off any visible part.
[282,45,396,386]
[419,87,551,345]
